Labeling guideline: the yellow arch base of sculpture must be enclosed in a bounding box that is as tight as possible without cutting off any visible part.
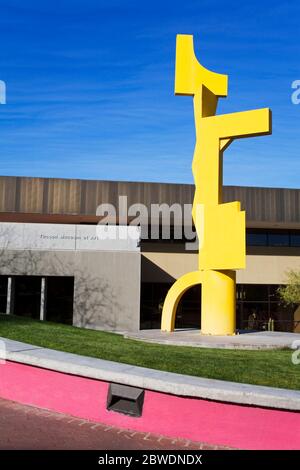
[161,269,236,335]
[161,271,202,332]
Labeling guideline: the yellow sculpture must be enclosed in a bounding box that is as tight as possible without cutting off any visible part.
[161,35,272,335]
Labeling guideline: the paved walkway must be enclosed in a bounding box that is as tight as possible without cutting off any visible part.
[125,329,300,350]
[0,398,227,450]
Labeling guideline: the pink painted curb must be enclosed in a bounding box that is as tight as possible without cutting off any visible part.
[0,360,299,450]
[0,362,300,449]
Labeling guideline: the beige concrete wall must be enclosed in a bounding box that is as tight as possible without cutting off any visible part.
[142,249,300,284]
[237,255,300,284]
[0,249,141,332]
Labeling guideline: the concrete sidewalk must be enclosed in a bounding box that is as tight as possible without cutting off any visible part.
[1,336,300,411]
[124,329,300,350]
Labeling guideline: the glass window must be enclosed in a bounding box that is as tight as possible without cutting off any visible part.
[237,284,296,333]
[246,231,267,246]
[243,284,269,302]
[269,285,281,302]
[268,232,289,246]
[290,232,300,247]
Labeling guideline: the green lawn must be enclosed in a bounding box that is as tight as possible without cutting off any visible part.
[0,314,299,390]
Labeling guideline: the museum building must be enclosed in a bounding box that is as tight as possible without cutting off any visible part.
[0,175,299,333]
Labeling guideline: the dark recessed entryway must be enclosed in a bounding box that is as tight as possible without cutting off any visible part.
[140,282,201,329]
[0,275,8,313]
[1,275,74,325]
[14,276,41,320]
[46,276,74,325]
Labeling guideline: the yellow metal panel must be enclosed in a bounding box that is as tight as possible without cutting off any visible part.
[161,34,272,335]
[198,202,246,270]
[201,270,236,335]
[174,34,228,98]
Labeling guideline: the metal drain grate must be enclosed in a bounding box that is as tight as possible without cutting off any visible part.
[107,383,145,417]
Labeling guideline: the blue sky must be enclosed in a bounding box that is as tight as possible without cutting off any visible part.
[0,0,299,187]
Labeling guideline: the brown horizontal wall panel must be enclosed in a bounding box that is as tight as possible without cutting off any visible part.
[0,176,299,226]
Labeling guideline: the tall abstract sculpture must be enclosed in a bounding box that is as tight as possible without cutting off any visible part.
[161,35,272,335]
